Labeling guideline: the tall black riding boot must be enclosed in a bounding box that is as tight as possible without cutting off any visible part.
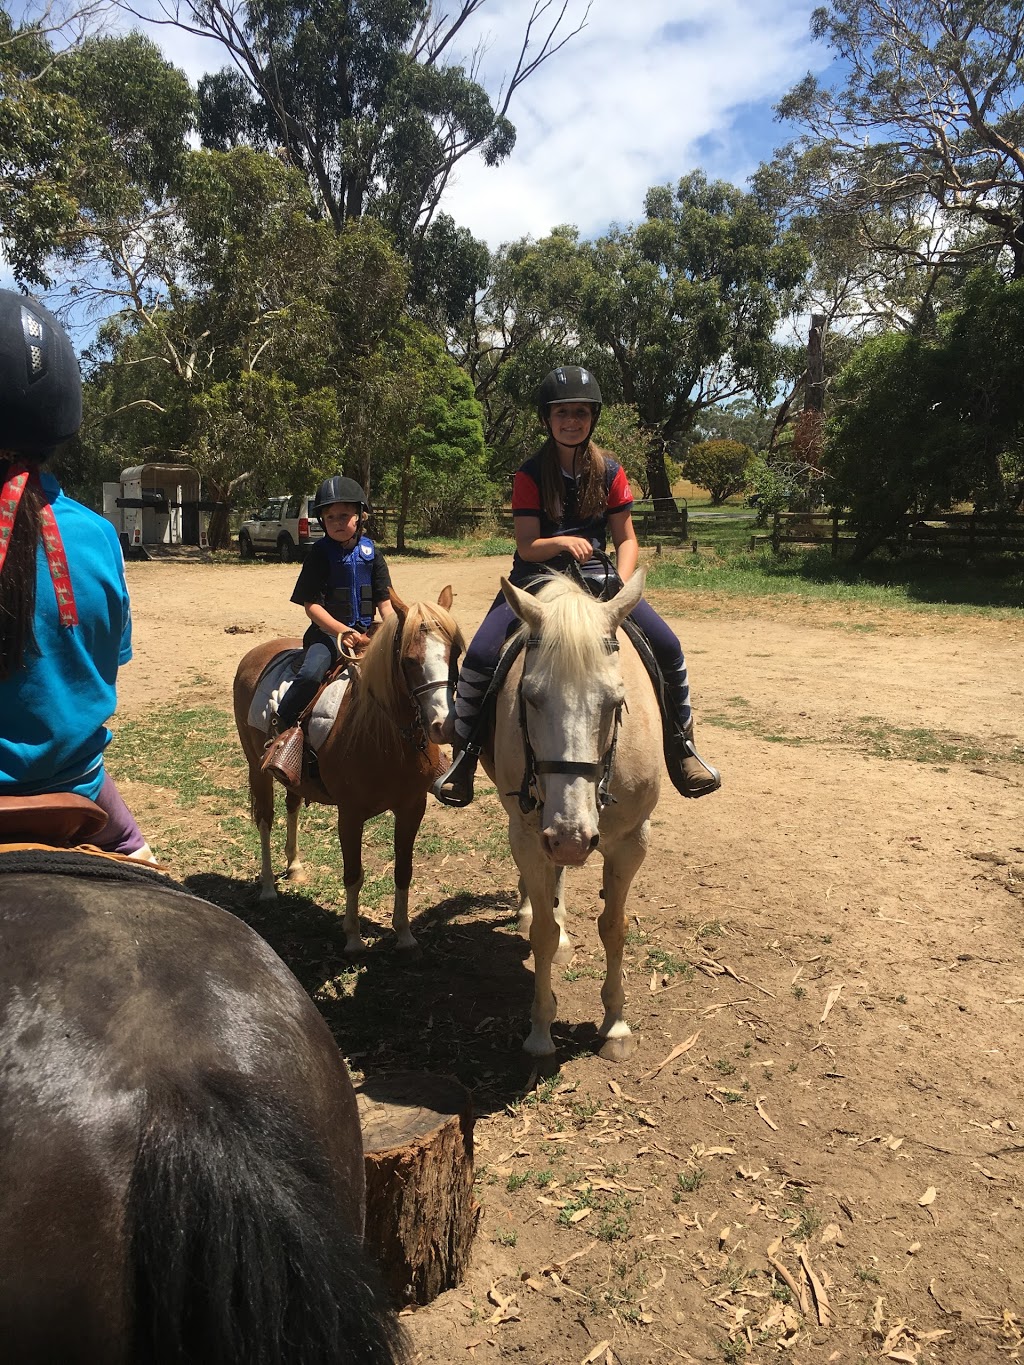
[661,657,721,798]
[432,659,492,807]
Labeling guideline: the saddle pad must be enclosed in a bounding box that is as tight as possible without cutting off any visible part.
[246,650,302,731]
[307,676,352,751]
[246,650,352,750]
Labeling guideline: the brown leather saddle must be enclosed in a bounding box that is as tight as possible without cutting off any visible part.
[0,793,109,847]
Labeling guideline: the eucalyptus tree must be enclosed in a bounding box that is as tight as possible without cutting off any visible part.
[577,172,808,501]
[772,0,1024,282]
[0,5,195,286]
[132,0,588,319]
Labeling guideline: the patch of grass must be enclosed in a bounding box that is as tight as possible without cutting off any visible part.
[673,1168,705,1199]
[647,538,1024,614]
[857,1265,881,1284]
[493,1228,518,1247]
[646,946,693,979]
[506,1171,530,1192]
[713,1058,736,1076]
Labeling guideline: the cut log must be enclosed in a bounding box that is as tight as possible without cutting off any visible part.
[356,1071,480,1305]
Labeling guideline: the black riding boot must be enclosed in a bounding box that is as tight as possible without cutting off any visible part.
[432,659,492,807]
[662,658,721,798]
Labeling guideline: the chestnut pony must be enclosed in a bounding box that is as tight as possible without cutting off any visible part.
[0,851,406,1363]
[234,587,462,951]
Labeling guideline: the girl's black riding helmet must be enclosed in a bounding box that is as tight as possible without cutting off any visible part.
[0,289,82,455]
[535,365,603,428]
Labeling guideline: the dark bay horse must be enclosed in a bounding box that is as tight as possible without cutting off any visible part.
[0,847,406,1363]
[484,571,662,1062]
[234,587,463,951]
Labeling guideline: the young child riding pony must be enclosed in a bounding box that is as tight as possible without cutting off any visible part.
[261,475,394,787]
[0,289,153,858]
[434,364,721,808]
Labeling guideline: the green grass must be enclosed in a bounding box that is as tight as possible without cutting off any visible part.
[646,535,1024,613]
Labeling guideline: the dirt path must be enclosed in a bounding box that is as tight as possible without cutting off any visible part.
[117,554,1024,1364]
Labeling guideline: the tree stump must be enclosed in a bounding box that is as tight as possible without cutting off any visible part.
[356,1071,480,1305]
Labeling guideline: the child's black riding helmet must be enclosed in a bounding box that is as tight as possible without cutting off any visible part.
[0,289,82,456]
[313,475,369,520]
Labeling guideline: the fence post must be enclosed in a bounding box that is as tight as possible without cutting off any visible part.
[771,511,781,553]
[832,511,840,558]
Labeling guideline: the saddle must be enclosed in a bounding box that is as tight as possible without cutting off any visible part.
[0,793,109,847]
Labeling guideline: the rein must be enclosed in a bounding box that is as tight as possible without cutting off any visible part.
[513,634,623,815]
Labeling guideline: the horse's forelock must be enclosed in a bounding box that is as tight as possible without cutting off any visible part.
[404,599,464,655]
[517,578,611,679]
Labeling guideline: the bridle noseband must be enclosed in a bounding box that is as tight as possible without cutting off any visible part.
[514,634,623,815]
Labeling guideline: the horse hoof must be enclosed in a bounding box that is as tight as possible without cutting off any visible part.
[285,867,308,887]
[552,939,573,967]
[344,937,366,955]
[257,886,279,904]
[598,1034,634,1063]
[394,934,420,954]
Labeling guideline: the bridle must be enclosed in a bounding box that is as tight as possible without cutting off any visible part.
[513,634,623,815]
[392,619,461,755]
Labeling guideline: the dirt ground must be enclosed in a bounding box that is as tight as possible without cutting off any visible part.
[115,553,1024,1365]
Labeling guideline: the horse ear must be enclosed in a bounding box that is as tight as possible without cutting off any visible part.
[388,586,409,615]
[606,568,646,633]
[437,584,453,611]
[500,576,544,632]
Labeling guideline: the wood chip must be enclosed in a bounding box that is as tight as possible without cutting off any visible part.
[820,985,843,1024]
[918,1186,937,1206]
[755,1096,779,1130]
[798,1249,833,1326]
[638,1032,701,1081]
[581,1342,611,1365]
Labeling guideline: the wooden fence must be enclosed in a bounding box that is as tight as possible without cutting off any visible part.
[750,510,1024,557]
[370,499,688,545]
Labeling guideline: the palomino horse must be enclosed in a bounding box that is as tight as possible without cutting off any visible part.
[234,588,463,952]
[482,570,661,1062]
[0,838,406,1362]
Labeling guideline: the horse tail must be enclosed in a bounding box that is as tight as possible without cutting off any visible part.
[127,1071,407,1365]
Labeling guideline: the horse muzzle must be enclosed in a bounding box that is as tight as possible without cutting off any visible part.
[541,822,600,866]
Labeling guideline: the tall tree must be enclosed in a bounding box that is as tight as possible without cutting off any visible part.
[134,0,588,317]
[577,172,808,501]
[0,6,195,286]
[773,1,1024,281]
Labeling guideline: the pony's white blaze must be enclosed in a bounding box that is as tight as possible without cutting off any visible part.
[488,570,662,1062]
[412,629,455,747]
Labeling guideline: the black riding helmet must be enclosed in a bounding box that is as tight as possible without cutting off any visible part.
[535,365,603,434]
[313,475,369,524]
[0,289,82,456]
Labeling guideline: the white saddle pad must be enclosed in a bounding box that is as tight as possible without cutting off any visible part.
[247,651,352,752]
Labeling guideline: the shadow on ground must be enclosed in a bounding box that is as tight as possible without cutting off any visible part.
[183,872,578,1114]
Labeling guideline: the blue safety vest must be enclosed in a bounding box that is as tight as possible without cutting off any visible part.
[324,535,376,629]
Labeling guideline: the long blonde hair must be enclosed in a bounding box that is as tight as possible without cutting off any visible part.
[537,437,609,524]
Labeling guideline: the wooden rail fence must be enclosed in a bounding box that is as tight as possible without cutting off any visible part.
[750,510,1024,557]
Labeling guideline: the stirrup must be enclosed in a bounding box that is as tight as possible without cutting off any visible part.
[668,736,721,799]
[432,745,479,808]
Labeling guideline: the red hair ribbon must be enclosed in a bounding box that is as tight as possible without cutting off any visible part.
[0,461,79,627]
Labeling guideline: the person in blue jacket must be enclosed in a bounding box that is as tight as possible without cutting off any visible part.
[261,475,394,786]
[0,288,153,858]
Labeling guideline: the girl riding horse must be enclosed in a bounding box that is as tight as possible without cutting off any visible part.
[434,364,721,807]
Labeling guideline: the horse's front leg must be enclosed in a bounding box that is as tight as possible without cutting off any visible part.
[510,823,561,1058]
[391,796,426,951]
[336,809,366,954]
[517,866,570,965]
[248,758,279,903]
[596,822,650,1063]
